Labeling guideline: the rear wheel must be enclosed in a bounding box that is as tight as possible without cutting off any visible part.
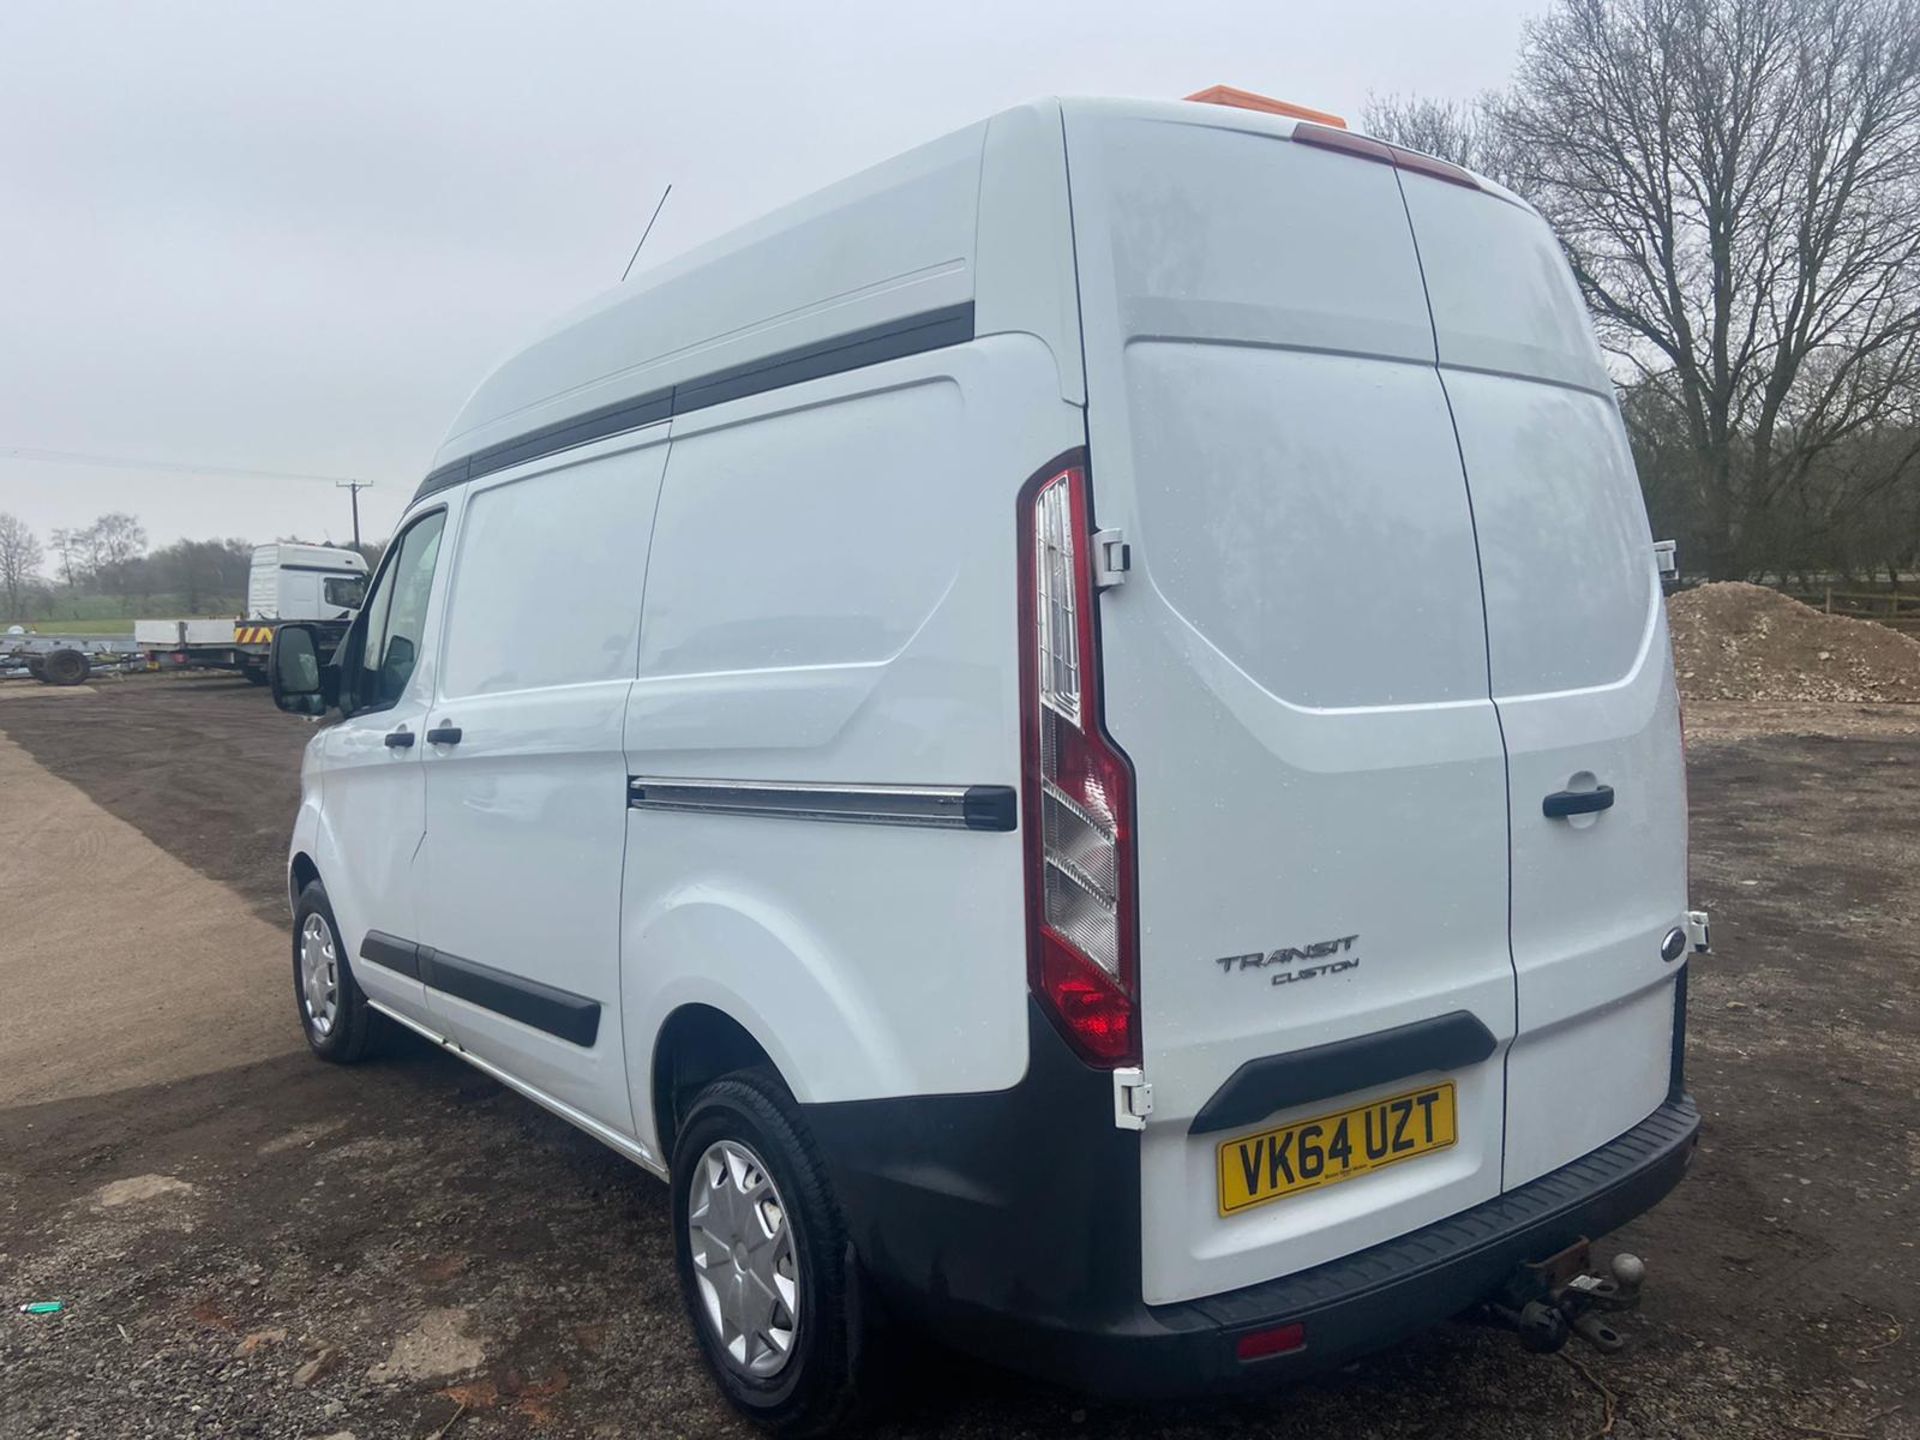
[242,665,269,686]
[671,1071,865,1437]
[41,648,90,686]
[292,879,383,1063]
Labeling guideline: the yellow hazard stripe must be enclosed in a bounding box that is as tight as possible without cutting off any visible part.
[234,626,274,645]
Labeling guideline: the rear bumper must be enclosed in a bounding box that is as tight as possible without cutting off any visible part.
[805,1002,1698,1398]
[1093,1094,1697,1395]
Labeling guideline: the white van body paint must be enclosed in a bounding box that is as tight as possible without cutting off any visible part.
[288,94,1696,1390]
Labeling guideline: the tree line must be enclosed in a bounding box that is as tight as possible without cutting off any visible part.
[1367,0,1920,583]
[0,510,378,622]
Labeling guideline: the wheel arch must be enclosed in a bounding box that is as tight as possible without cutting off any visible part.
[288,851,321,915]
[651,1003,778,1165]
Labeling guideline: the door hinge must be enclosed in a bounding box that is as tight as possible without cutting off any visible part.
[1113,1067,1152,1130]
[1686,909,1712,954]
[1092,528,1130,590]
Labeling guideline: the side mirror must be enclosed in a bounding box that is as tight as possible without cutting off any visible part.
[270,624,335,716]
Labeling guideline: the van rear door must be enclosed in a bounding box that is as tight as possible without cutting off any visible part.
[1061,103,1517,1307]
[1395,172,1688,1188]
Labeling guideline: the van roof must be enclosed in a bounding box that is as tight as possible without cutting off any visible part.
[424,97,1525,499]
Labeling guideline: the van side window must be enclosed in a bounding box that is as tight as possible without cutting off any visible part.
[351,511,445,712]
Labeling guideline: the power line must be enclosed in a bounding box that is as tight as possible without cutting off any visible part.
[0,445,367,487]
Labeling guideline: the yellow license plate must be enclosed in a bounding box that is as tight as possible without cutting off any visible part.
[1217,1081,1457,1217]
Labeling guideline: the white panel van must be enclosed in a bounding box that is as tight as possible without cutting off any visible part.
[271,95,1705,1434]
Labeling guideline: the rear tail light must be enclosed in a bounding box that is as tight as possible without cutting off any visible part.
[1017,455,1139,1067]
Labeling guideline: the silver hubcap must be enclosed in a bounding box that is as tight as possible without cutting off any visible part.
[686,1139,800,1377]
[299,912,339,1038]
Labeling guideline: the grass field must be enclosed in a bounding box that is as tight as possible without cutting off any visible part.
[15,592,244,630]
[13,618,143,636]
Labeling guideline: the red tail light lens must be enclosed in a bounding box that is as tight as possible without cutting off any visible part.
[1017,455,1139,1067]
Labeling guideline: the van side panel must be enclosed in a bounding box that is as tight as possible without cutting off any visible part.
[1397,172,1687,1187]
[1061,103,1517,1306]
[621,337,1081,1158]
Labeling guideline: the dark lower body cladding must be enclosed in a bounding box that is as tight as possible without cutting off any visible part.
[803,1000,1700,1398]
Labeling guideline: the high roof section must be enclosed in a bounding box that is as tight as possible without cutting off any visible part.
[430,100,1087,486]
[424,94,1526,496]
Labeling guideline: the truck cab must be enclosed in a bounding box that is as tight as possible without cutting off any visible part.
[248,544,368,622]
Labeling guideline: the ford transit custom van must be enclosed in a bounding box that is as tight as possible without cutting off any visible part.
[271,95,1705,1434]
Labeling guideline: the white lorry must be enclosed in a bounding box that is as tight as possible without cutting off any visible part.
[137,543,366,684]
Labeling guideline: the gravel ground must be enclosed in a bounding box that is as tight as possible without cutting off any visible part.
[1670,583,1920,703]
[0,676,1914,1439]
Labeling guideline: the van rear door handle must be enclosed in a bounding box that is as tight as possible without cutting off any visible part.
[384,728,415,749]
[426,724,463,746]
[1543,784,1614,818]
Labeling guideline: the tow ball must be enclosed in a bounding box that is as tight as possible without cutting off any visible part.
[1475,1239,1646,1355]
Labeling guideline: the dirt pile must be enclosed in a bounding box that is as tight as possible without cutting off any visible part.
[1668,581,1920,702]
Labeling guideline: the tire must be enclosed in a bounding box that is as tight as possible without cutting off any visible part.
[242,665,269,686]
[41,648,90,686]
[671,1071,866,1437]
[291,879,383,1063]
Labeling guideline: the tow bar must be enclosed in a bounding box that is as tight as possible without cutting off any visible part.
[1476,1238,1646,1354]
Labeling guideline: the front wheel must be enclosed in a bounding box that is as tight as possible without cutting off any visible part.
[671,1072,865,1437]
[291,879,383,1063]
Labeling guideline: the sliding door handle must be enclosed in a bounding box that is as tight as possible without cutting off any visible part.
[426,725,463,746]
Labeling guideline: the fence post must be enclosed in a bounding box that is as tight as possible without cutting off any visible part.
[1824,585,1833,614]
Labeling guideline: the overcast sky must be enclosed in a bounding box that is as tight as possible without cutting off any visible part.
[0,1,1539,556]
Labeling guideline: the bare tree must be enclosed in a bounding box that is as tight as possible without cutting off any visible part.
[150,537,252,612]
[0,512,45,620]
[1361,92,1509,176]
[79,511,148,598]
[47,527,81,588]
[1498,0,1920,578]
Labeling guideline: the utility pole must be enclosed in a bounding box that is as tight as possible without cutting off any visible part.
[335,481,372,550]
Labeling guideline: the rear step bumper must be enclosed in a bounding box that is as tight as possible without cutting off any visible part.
[806,1003,1698,1399]
[1120,1094,1700,1395]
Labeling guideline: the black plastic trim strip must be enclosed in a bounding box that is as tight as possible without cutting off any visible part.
[414,301,976,502]
[961,784,1019,832]
[358,929,421,980]
[1190,1009,1499,1136]
[357,931,599,1046]
[418,947,602,1048]
[628,776,1017,832]
[277,563,367,576]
